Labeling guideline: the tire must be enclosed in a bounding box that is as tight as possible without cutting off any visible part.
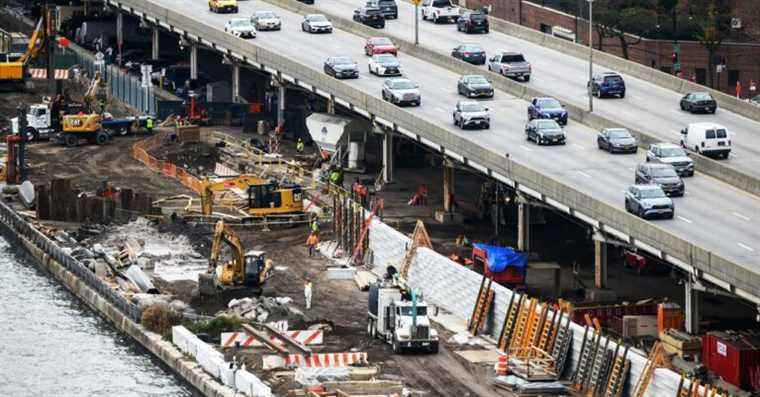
[65,134,78,147]
[367,318,373,336]
[620,91,625,98]
[118,126,130,136]
[392,337,402,354]
[484,123,490,129]
[680,102,685,111]
[95,131,108,145]
[523,75,531,82]
[23,127,37,142]
[429,342,439,354]
[688,104,694,113]
[710,108,717,114]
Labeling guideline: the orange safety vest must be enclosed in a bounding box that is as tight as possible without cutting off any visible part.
[306,234,319,246]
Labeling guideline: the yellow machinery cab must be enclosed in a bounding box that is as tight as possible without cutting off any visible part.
[219,250,266,287]
[209,0,238,13]
[60,113,109,146]
[246,182,304,216]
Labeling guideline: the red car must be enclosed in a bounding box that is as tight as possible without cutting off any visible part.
[364,37,397,56]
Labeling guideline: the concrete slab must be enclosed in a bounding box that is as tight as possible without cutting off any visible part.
[326,266,357,280]
[455,349,501,364]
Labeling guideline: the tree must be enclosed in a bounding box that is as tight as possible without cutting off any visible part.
[682,0,732,87]
[592,0,659,59]
[736,1,760,42]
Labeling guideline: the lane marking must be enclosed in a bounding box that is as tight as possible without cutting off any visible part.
[732,212,751,221]
[738,243,755,252]
[520,145,533,152]
[577,170,592,178]
[436,107,447,113]
[677,216,692,224]
[572,144,585,150]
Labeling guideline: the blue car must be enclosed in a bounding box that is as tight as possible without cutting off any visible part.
[588,71,626,98]
[527,97,568,125]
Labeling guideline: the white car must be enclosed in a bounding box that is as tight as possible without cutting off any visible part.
[224,18,256,38]
[252,11,281,31]
[301,14,333,33]
[368,54,402,76]
[381,78,420,106]
[453,100,490,129]
[421,0,460,23]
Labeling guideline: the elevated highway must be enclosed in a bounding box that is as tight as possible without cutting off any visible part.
[107,0,760,309]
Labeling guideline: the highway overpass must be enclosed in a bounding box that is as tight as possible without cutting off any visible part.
[106,0,760,315]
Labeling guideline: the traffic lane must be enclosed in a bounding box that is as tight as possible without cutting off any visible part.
[319,0,760,177]
[170,0,760,265]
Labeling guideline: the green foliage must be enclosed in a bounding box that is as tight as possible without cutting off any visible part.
[182,315,247,337]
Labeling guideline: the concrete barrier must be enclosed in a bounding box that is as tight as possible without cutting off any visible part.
[260,0,760,198]
[112,0,759,319]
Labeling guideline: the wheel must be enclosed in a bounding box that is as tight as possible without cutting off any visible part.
[453,116,458,126]
[483,123,490,129]
[710,108,717,114]
[118,126,130,136]
[23,127,38,142]
[95,131,108,145]
[367,319,373,335]
[429,342,439,353]
[597,141,603,150]
[620,91,625,98]
[688,104,694,113]
[523,75,530,82]
[382,91,387,101]
[680,102,685,110]
[301,24,305,31]
[392,337,402,353]
[65,134,78,147]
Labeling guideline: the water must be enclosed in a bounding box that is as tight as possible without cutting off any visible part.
[0,233,197,397]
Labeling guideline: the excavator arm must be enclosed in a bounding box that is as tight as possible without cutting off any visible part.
[18,18,44,65]
[210,219,246,285]
[200,175,269,216]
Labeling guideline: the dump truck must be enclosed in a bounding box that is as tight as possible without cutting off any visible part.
[367,280,439,354]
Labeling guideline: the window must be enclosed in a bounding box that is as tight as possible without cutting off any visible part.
[705,129,716,139]
[501,54,526,63]
[716,129,727,138]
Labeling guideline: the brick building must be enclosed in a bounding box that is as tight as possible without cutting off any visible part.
[460,0,760,97]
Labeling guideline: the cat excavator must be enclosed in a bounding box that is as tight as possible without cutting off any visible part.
[200,175,304,219]
[198,219,272,296]
[0,17,45,89]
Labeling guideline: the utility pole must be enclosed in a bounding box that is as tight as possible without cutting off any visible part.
[412,0,421,45]
[587,0,594,112]
[44,0,55,93]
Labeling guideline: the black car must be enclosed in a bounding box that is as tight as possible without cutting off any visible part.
[457,74,494,98]
[297,0,314,4]
[597,128,637,153]
[635,163,685,197]
[353,6,386,28]
[369,0,398,19]
[451,43,486,65]
[680,92,717,114]
[324,56,359,79]
[457,11,489,33]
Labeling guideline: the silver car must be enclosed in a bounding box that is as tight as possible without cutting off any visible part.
[453,100,490,129]
[625,184,674,220]
[381,78,420,106]
[646,143,694,177]
[252,11,281,31]
[224,18,257,38]
[302,14,333,33]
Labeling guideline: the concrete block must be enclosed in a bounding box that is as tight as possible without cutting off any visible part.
[326,266,356,280]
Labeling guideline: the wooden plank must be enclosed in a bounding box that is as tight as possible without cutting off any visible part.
[262,323,312,355]
[241,324,289,354]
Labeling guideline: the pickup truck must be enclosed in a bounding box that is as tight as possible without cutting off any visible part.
[421,0,460,24]
[487,51,531,82]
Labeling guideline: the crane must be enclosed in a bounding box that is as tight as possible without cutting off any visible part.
[0,17,45,89]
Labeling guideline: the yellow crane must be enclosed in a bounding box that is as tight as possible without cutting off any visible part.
[200,175,304,218]
[198,219,272,296]
[0,17,45,89]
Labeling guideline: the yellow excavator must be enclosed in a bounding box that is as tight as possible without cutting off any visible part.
[200,175,304,218]
[57,71,111,146]
[0,17,45,89]
[198,219,272,296]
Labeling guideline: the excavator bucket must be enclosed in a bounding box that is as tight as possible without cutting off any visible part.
[198,272,217,296]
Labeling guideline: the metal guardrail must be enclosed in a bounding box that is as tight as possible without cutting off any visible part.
[0,200,143,323]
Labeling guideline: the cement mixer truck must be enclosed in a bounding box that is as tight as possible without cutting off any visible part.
[367,280,439,354]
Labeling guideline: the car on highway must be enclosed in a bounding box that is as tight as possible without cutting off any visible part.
[368,0,398,19]
[224,18,256,38]
[457,75,494,98]
[525,119,566,145]
[679,92,717,114]
[597,128,637,153]
[297,0,314,4]
[588,71,626,98]
[381,78,420,106]
[421,0,460,23]
[353,5,386,29]
[646,143,694,177]
[251,11,281,31]
[209,0,238,13]
[453,100,490,129]
[527,97,568,125]
[323,56,359,79]
[487,51,531,82]
[625,184,675,220]
[365,37,397,56]
[457,11,489,33]
[301,14,333,33]
[680,122,731,159]
[368,54,402,76]
[635,163,685,197]
[451,43,486,65]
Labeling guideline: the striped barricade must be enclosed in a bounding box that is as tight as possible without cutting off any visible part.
[220,330,323,348]
[262,352,368,370]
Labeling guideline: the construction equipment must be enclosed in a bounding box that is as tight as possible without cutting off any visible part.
[200,175,304,219]
[367,279,439,354]
[0,17,44,89]
[472,243,528,287]
[198,219,272,296]
[185,94,209,125]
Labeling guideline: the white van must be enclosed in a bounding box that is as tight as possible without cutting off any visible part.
[680,122,731,159]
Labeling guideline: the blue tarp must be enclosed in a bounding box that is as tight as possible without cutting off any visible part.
[473,243,528,273]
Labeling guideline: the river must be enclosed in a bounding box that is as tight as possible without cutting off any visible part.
[0,233,197,397]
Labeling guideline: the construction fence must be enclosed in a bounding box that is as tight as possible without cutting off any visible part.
[131,128,208,195]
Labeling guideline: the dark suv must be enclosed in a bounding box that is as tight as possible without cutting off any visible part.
[457,11,489,33]
[369,0,398,19]
[353,6,386,28]
[451,43,486,65]
[635,163,685,197]
[588,71,626,98]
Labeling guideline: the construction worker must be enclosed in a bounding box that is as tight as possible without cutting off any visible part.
[306,232,319,257]
[145,116,154,134]
[98,98,106,114]
[304,278,313,310]
[310,215,320,235]
[329,167,341,187]
[296,138,304,153]
[736,80,743,99]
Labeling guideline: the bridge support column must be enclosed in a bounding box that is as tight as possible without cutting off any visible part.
[593,236,608,289]
[190,43,198,80]
[116,13,123,64]
[382,131,393,184]
[151,27,160,60]
[327,95,335,114]
[277,84,286,129]
[685,278,700,334]
[435,160,462,224]
[231,63,240,103]
[517,197,530,252]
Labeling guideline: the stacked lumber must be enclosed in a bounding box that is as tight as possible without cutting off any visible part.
[660,329,702,359]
